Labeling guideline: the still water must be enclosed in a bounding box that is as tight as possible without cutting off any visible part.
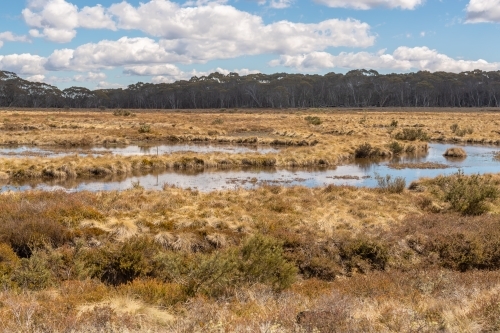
[0,143,280,158]
[1,143,500,192]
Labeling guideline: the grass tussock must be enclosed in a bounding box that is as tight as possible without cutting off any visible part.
[443,147,467,158]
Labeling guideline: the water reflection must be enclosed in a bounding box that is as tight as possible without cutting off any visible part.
[0,143,281,158]
[1,143,500,193]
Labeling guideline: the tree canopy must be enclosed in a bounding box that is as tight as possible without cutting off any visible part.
[2,69,500,109]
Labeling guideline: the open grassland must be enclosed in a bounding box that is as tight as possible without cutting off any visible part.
[0,169,500,331]
[2,107,500,180]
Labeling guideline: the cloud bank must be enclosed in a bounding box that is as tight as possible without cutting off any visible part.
[270,47,500,73]
[465,0,500,23]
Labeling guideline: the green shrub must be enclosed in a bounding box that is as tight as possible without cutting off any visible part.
[138,124,151,133]
[390,119,398,127]
[155,234,296,295]
[375,174,406,193]
[239,234,297,290]
[450,124,473,136]
[438,170,499,215]
[211,118,224,125]
[113,109,132,116]
[305,116,322,125]
[12,250,53,290]
[388,141,404,155]
[85,237,160,286]
[394,128,429,141]
[354,142,374,158]
[455,128,467,137]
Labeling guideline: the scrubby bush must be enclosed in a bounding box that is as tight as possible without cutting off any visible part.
[85,237,161,286]
[211,118,224,125]
[395,213,500,271]
[240,234,297,290]
[388,141,404,155]
[394,128,429,141]
[339,237,389,273]
[138,124,151,133]
[113,109,132,116]
[354,142,374,158]
[154,234,296,296]
[304,116,322,125]
[375,174,406,194]
[437,170,498,215]
[0,213,72,258]
[0,243,20,285]
[450,124,474,136]
[12,250,53,290]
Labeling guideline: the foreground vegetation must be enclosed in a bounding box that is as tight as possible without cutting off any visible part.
[0,170,500,332]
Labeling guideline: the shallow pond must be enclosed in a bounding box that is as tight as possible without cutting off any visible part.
[0,143,280,158]
[2,143,500,192]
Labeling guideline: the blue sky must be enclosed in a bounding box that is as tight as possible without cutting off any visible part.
[0,0,499,89]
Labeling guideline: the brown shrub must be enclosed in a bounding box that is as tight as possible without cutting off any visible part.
[0,192,102,257]
[84,237,161,286]
[392,213,500,271]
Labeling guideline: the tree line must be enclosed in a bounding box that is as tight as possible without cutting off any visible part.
[2,69,500,109]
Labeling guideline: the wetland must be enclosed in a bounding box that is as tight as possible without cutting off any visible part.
[1,108,500,332]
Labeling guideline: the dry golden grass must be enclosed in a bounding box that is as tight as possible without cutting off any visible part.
[0,178,498,331]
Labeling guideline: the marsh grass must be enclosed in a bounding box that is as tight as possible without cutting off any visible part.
[375,174,406,193]
[0,181,498,330]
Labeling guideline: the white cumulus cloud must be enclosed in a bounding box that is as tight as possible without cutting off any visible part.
[0,54,47,75]
[270,46,500,73]
[124,64,184,76]
[0,32,30,48]
[21,0,374,52]
[22,0,116,43]
[465,0,500,23]
[73,72,107,82]
[45,37,189,71]
[312,0,423,10]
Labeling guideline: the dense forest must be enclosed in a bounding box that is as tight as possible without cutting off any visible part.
[2,69,500,109]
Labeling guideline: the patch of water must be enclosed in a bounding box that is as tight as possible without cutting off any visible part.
[0,143,280,158]
[2,143,500,193]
